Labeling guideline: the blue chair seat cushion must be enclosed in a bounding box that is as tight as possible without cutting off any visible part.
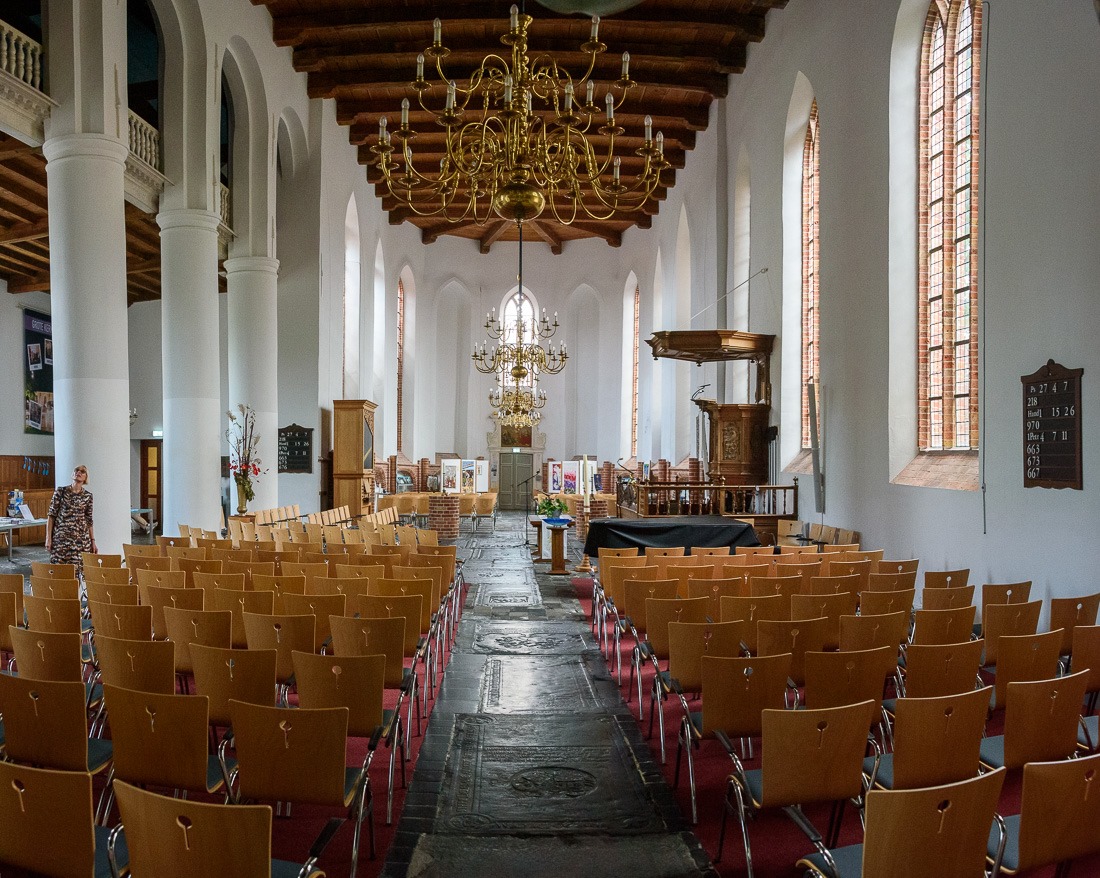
[797,842,864,877]
[978,735,1005,769]
[988,813,1021,872]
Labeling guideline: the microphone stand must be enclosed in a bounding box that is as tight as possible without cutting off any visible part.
[517,474,536,546]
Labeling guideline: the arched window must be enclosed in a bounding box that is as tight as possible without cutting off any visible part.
[500,290,538,391]
[801,99,820,449]
[396,277,405,451]
[631,283,640,458]
[919,0,980,451]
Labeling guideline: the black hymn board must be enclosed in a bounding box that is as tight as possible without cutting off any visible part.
[1021,360,1082,490]
[278,424,314,474]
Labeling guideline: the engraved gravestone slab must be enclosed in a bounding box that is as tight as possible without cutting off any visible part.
[476,587,542,607]
[467,621,592,655]
[479,657,601,713]
[436,714,664,834]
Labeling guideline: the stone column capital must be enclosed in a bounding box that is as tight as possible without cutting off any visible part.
[224,256,280,277]
[43,133,129,166]
[157,208,222,234]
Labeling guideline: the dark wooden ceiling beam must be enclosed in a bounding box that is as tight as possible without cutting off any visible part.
[0,142,38,163]
[526,220,563,255]
[7,272,50,293]
[0,218,49,245]
[478,219,512,255]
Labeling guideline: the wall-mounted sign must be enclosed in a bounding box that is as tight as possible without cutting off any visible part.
[278,424,314,474]
[1021,360,1082,490]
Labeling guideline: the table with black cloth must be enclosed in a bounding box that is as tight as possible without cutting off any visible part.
[582,516,759,556]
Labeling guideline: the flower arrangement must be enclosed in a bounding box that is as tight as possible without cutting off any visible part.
[226,404,266,508]
[536,496,568,519]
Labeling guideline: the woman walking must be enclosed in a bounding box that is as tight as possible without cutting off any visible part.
[45,464,96,575]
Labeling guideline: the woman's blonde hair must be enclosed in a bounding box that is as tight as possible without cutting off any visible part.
[74,464,89,486]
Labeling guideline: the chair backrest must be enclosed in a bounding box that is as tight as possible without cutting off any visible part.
[0,591,18,652]
[162,607,233,674]
[84,565,132,587]
[175,557,223,588]
[88,599,152,640]
[394,564,444,608]
[859,768,1006,878]
[757,616,833,685]
[0,761,98,878]
[774,558,823,593]
[700,652,792,739]
[644,545,685,558]
[1002,670,1089,768]
[667,564,715,599]
[228,699,350,805]
[902,639,984,699]
[9,626,84,681]
[0,673,90,771]
[685,577,747,616]
[124,543,162,562]
[353,594,423,657]
[666,620,749,693]
[979,581,1033,627]
[790,591,860,650]
[859,588,916,617]
[83,552,123,570]
[0,571,25,618]
[803,645,897,712]
[1071,624,1100,694]
[242,612,316,683]
[747,575,801,617]
[617,579,677,638]
[690,546,731,558]
[138,583,204,640]
[28,576,81,601]
[911,606,976,646]
[282,592,347,652]
[112,780,280,878]
[821,559,872,592]
[982,599,1042,667]
[760,699,877,808]
[370,577,435,634]
[889,687,991,789]
[1051,593,1100,657]
[993,628,1064,710]
[839,610,909,652]
[866,570,918,592]
[165,546,208,564]
[1014,751,1100,873]
[804,573,861,596]
[650,554,701,581]
[94,634,175,693]
[292,650,386,738]
[135,566,186,589]
[206,588,274,649]
[85,580,139,605]
[643,596,710,659]
[920,584,975,611]
[600,556,649,607]
[252,573,307,614]
[102,684,212,791]
[193,571,247,592]
[719,594,790,653]
[31,561,76,579]
[24,594,83,633]
[876,558,919,575]
[924,568,969,589]
[189,643,277,727]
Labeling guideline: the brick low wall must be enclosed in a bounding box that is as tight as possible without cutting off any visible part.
[428,494,460,539]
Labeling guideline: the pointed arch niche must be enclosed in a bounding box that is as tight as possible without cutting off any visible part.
[343,196,360,398]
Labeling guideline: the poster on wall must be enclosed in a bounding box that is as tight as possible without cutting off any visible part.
[23,309,53,435]
[474,460,489,493]
[441,459,461,494]
[461,459,476,493]
[561,461,579,494]
[548,461,563,494]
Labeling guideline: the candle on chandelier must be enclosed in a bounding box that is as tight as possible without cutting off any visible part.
[416,53,425,81]
[613,156,621,183]
[510,5,519,30]
[656,131,665,156]
[432,18,442,46]
[590,15,600,41]
[401,98,409,128]
[586,80,595,107]
[379,116,388,143]
[564,82,574,113]
[644,115,653,143]
[446,80,456,110]
[504,75,513,106]
[605,92,614,123]
[621,51,630,78]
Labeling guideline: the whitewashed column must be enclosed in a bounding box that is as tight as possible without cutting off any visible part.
[43,134,132,554]
[158,209,223,532]
[225,257,280,511]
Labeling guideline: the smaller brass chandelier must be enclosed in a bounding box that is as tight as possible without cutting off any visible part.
[371,4,671,225]
[474,223,566,424]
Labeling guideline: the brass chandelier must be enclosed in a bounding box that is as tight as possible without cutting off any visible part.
[370,4,671,225]
[473,223,566,425]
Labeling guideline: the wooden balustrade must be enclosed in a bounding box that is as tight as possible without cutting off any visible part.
[616,478,798,520]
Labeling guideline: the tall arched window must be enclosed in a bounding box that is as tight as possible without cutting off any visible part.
[801,99,821,449]
[396,277,405,451]
[631,283,640,458]
[919,0,980,451]
[501,290,538,391]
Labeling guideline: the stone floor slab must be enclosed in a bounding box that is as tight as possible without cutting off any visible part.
[478,656,608,713]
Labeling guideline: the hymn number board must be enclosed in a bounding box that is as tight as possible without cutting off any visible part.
[1021,360,1082,490]
[278,424,314,474]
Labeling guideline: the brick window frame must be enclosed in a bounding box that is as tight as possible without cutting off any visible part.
[917,0,981,453]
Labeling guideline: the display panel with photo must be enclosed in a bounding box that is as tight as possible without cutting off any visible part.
[442,459,461,493]
[562,462,579,494]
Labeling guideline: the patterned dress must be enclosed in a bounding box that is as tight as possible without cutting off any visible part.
[47,485,94,574]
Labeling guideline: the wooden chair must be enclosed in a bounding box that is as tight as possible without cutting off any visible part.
[803,644,897,718]
[720,699,879,868]
[9,626,86,684]
[189,643,277,733]
[85,580,139,606]
[82,552,122,570]
[920,583,975,611]
[252,573,307,614]
[0,590,19,661]
[986,751,1100,876]
[84,565,131,587]
[866,570,917,592]
[774,558,823,594]
[860,588,915,618]
[211,547,254,563]
[719,594,790,654]
[0,761,124,878]
[979,670,1089,770]
[110,780,324,878]
[29,576,81,601]
[668,563,715,599]
[797,768,1007,878]
[791,592,859,651]
[224,699,374,869]
[162,606,233,686]
[135,566,186,590]
[690,546,731,558]
[1049,592,1100,658]
[24,594,84,633]
[293,649,406,824]
[87,599,152,641]
[31,561,77,579]
[911,606,976,646]
[615,578,677,692]
[644,545,686,558]
[756,616,834,700]
[92,634,174,695]
[674,651,791,824]
[804,573,860,596]
[876,558,919,575]
[924,568,969,589]
[242,611,316,703]
[989,629,1063,711]
[979,581,1033,626]
[747,575,801,618]
[839,610,909,653]
[205,587,275,649]
[1071,624,1100,715]
[369,577,438,702]
[282,592,347,652]
[981,600,1042,669]
[895,638,984,700]
[821,558,872,592]
[685,577,747,618]
[138,583,204,640]
[175,557,222,588]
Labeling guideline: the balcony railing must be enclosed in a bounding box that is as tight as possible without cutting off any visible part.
[127,111,160,171]
[0,21,42,91]
[616,479,798,519]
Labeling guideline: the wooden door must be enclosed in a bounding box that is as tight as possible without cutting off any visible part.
[139,439,162,533]
[498,452,534,511]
